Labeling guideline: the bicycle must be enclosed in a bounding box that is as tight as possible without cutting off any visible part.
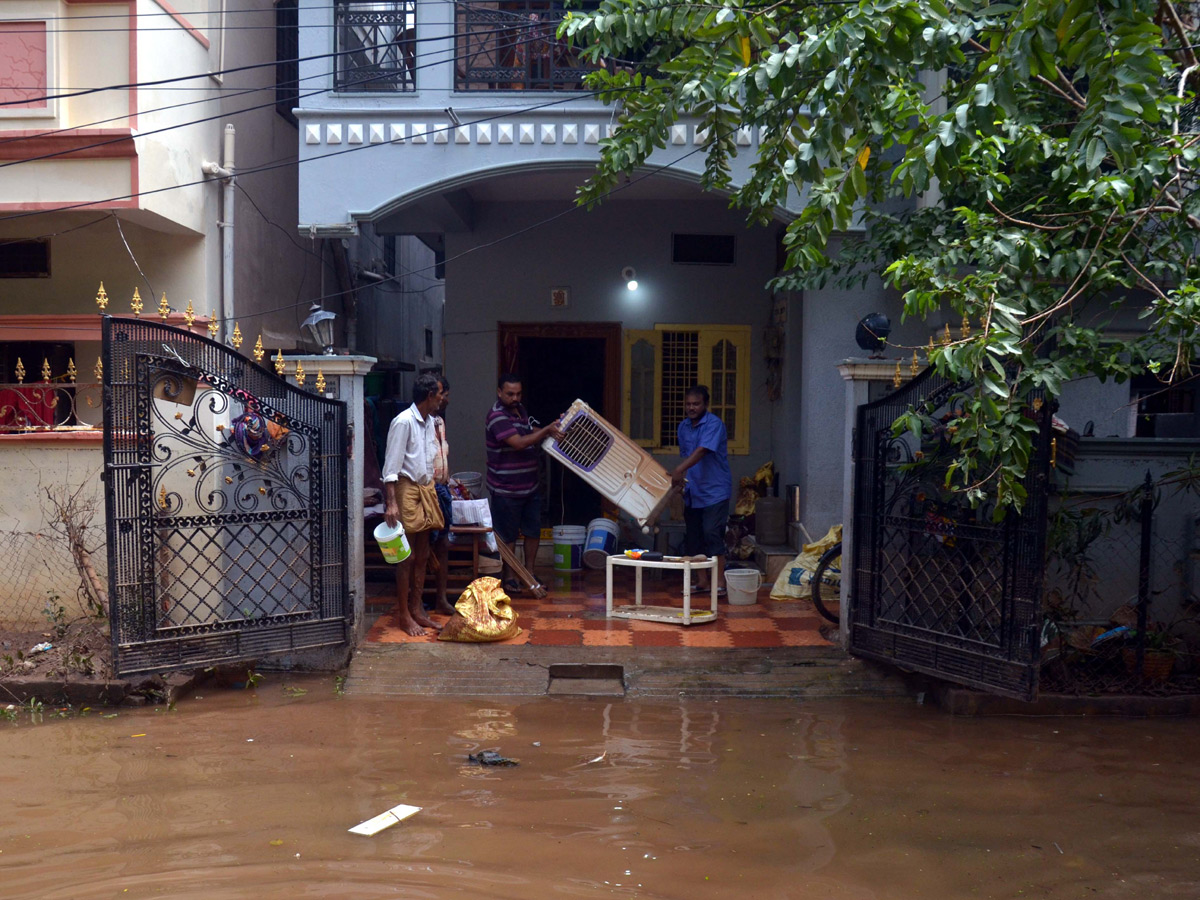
[810,541,842,624]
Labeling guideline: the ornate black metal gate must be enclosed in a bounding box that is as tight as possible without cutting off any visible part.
[849,368,1053,700]
[102,317,349,676]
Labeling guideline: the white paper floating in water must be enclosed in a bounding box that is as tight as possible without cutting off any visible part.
[348,804,422,836]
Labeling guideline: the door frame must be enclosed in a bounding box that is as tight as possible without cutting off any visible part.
[497,321,622,426]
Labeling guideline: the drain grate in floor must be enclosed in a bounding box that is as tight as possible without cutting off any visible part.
[547,664,626,696]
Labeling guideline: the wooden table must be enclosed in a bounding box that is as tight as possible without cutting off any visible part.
[605,554,718,626]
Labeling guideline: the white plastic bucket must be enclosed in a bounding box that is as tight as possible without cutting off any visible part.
[451,471,483,499]
[552,525,586,572]
[582,517,620,569]
[373,519,411,564]
[724,568,762,605]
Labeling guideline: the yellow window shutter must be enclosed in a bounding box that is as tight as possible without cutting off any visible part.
[623,329,660,448]
[698,326,752,454]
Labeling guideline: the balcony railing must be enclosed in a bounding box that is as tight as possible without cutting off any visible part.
[455,1,599,91]
[335,0,418,92]
[0,382,101,432]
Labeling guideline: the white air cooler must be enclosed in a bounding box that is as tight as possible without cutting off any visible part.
[542,399,676,528]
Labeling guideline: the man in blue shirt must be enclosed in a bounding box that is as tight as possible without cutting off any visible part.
[671,384,732,594]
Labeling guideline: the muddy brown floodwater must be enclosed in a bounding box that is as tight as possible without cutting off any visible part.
[2,678,1199,899]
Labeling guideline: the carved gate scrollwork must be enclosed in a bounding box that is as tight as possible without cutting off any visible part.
[102,317,349,676]
[849,368,1053,701]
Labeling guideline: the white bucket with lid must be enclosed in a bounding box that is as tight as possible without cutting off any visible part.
[724,568,762,605]
[373,519,411,564]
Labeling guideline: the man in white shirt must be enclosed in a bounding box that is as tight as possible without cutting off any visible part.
[383,374,445,635]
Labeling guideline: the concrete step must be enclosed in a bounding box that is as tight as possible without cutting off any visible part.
[344,644,913,700]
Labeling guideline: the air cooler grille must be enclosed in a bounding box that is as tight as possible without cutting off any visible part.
[555,414,613,472]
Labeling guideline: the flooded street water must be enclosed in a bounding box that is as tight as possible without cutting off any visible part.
[3,677,1199,899]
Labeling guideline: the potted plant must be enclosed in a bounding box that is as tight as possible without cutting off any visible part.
[1120,627,1181,683]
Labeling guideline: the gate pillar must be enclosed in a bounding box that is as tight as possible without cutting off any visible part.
[287,354,376,644]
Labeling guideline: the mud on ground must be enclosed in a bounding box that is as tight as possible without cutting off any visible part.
[0,618,131,708]
[0,619,111,682]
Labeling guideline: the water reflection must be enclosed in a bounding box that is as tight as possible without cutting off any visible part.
[3,683,1200,899]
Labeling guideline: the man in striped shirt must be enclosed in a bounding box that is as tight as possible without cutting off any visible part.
[485,373,560,592]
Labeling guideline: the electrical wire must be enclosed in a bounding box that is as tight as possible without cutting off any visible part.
[0,16,563,108]
[0,85,645,225]
[0,26,622,167]
[184,122,719,326]
[0,0,820,27]
[82,119,718,333]
[0,215,111,248]
[110,213,156,298]
[0,16,749,326]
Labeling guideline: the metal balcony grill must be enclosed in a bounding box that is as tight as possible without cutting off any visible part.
[335,0,418,92]
[455,1,597,91]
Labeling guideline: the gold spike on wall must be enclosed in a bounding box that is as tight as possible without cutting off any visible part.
[960,314,971,340]
[253,335,264,362]
[41,358,50,382]
[15,358,24,384]
[183,300,196,328]
[158,292,170,320]
[208,311,219,339]
[95,282,109,311]
[315,368,326,393]
[274,348,286,376]
[892,361,902,389]
[941,323,952,345]
[295,360,306,387]
[94,357,103,382]
[130,287,143,317]
[231,323,243,350]
[911,350,919,376]
[67,358,77,383]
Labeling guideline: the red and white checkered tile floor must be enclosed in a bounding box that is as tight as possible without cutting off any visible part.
[365,566,835,649]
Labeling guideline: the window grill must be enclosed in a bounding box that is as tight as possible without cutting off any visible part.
[555,411,613,472]
[658,331,698,447]
[454,1,597,91]
[335,0,417,92]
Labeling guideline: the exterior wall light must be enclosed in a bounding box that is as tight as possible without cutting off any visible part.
[622,266,638,291]
[302,302,338,354]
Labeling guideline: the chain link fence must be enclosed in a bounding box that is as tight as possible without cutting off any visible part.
[1041,475,1200,696]
[0,528,105,630]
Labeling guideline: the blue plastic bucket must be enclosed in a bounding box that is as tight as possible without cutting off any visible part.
[582,517,619,569]
[552,525,586,572]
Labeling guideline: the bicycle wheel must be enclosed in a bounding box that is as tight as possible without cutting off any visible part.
[810,543,842,624]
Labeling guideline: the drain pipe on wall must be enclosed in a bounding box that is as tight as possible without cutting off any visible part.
[201,124,236,336]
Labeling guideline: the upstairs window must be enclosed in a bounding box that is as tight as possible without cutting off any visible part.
[455,1,598,91]
[1131,370,1199,438]
[335,0,417,93]
[0,239,50,278]
[275,0,299,123]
